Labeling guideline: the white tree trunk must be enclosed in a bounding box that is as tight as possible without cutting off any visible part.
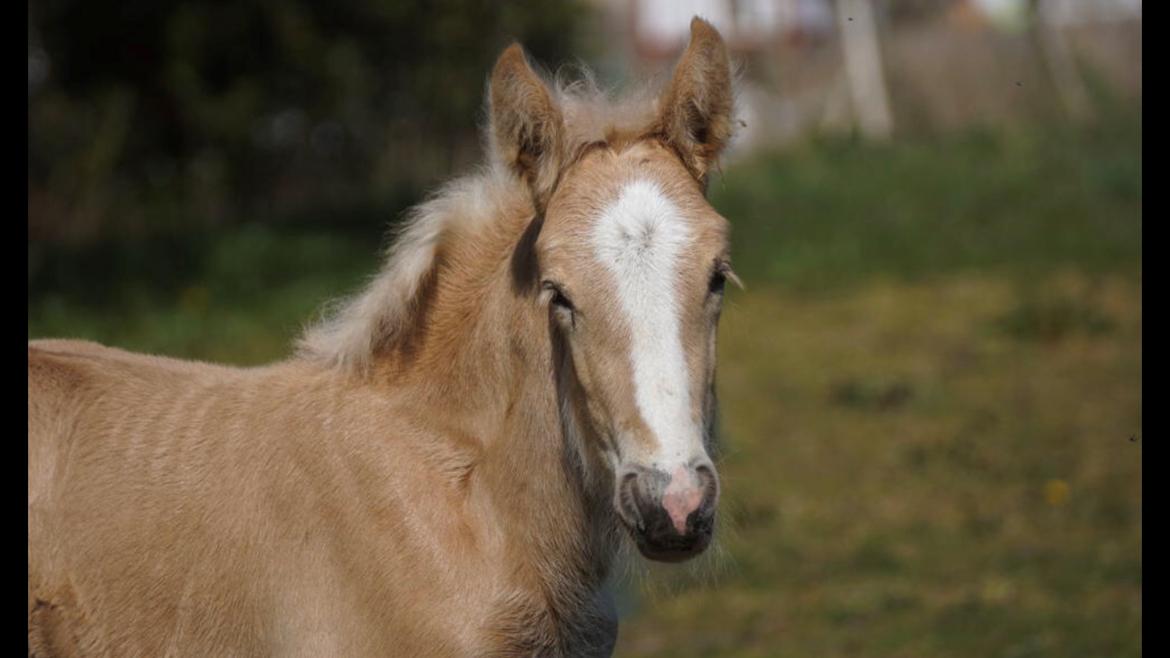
[1033,0,1093,120]
[835,0,894,140]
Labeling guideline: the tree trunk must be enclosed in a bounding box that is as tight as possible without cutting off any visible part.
[836,0,894,140]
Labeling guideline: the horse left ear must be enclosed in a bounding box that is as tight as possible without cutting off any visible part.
[656,17,735,186]
[489,43,564,210]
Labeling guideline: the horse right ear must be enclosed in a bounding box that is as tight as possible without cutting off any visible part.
[655,17,735,187]
[489,43,565,211]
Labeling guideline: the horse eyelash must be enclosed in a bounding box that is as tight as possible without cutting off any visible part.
[710,260,742,295]
[720,262,744,290]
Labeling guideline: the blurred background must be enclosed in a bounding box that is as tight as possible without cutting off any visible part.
[28,0,1141,655]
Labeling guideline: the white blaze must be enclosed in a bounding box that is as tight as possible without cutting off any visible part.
[592,180,699,465]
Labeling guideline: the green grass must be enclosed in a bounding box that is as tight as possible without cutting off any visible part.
[615,274,1141,657]
[714,118,1141,290]
[27,116,1142,657]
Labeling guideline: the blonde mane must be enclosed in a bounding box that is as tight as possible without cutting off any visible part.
[296,69,680,374]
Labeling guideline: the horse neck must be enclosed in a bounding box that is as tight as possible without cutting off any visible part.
[375,203,619,598]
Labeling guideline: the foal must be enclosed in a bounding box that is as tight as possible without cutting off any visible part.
[28,17,738,657]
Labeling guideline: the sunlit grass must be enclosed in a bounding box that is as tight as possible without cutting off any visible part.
[614,274,1141,657]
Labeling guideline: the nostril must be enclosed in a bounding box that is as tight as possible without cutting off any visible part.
[693,463,720,500]
[693,462,716,483]
[620,471,639,489]
[618,471,645,529]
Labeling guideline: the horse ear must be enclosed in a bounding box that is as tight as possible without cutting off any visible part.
[489,43,564,210]
[656,17,735,186]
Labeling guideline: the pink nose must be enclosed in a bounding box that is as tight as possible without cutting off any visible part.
[661,466,705,534]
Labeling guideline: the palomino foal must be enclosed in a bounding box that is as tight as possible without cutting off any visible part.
[28,17,737,657]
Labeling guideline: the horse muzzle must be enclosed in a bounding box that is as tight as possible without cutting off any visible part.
[617,462,719,562]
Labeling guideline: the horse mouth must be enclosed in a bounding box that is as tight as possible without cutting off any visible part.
[622,511,715,563]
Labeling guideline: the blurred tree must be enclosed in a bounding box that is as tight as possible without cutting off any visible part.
[836,0,893,139]
[1025,0,1093,121]
[28,0,594,243]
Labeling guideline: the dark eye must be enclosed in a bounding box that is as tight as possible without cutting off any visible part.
[708,270,727,296]
[551,288,575,311]
[542,281,575,313]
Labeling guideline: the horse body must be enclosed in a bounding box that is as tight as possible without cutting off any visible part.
[28,200,615,656]
[30,17,736,657]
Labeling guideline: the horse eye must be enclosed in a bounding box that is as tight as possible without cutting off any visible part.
[542,281,575,313]
[551,289,575,311]
[708,270,727,296]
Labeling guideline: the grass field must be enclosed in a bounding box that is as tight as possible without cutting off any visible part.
[615,273,1141,657]
[28,115,1141,657]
